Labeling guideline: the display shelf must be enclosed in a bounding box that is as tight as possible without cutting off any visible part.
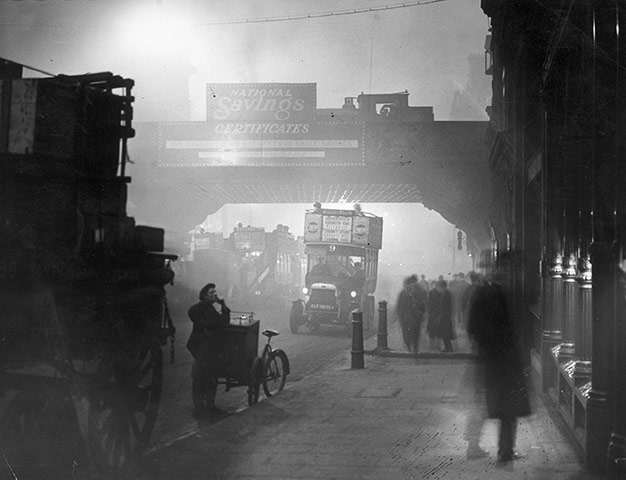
[545,347,588,451]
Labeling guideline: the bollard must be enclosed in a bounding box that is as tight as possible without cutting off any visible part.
[351,309,364,369]
[376,300,389,351]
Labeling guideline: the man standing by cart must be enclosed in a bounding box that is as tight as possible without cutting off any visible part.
[187,283,231,417]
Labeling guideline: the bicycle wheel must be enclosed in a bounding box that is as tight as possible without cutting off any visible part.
[262,351,288,397]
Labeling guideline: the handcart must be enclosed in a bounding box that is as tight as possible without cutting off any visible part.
[216,312,289,406]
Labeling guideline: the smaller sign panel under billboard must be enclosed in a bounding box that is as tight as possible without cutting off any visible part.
[158,121,364,167]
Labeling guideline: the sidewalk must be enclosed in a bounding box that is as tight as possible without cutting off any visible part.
[131,323,600,480]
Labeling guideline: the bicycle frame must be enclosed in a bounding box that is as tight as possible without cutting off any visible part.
[260,336,274,364]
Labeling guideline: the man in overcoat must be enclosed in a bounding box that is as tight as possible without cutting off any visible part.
[467,268,531,463]
[395,275,425,353]
[427,280,455,352]
[187,283,231,417]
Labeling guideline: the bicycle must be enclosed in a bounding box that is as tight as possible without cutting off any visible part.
[215,314,290,407]
[248,328,290,405]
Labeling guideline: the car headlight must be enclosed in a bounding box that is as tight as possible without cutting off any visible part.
[350,291,357,298]
[302,287,309,295]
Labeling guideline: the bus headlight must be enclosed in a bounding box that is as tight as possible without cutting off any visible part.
[350,291,357,298]
[302,287,309,295]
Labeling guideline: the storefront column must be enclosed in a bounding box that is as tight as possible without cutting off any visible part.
[576,256,592,361]
[541,255,563,394]
[562,254,578,344]
[549,254,564,332]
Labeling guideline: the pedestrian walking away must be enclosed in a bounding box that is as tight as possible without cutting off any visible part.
[467,258,531,464]
[395,275,425,354]
[418,274,430,294]
[427,279,455,352]
[462,271,482,328]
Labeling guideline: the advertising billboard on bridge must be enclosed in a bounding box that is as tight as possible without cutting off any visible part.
[157,83,364,167]
[206,83,316,123]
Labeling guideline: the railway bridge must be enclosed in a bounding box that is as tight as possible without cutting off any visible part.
[127,87,491,253]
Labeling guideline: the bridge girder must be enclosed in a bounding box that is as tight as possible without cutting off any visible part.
[127,121,493,251]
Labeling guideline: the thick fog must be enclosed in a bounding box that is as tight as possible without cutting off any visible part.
[0,0,485,299]
[0,4,557,478]
[1,0,486,301]
[0,0,489,120]
[201,202,474,304]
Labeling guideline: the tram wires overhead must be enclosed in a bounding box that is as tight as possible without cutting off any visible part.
[0,0,450,27]
[198,0,450,26]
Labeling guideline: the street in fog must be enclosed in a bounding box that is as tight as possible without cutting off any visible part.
[150,302,376,452]
[3,0,620,477]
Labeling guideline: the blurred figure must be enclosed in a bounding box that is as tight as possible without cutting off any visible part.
[467,261,531,464]
[395,275,426,353]
[427,279,455,352]
[418,274,430,293]
[449,273,462,326]
[462,271,489,460]
[456,272,470,324]
[462,271,483,325]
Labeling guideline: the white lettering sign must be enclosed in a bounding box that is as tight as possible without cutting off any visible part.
[322,215,352,243]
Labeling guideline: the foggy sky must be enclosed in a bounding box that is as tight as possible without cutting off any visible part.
[0,0,482,290]
[0,0,489,120]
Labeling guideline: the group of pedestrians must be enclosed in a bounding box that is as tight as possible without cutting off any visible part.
[395,263,531,464]
[394,273,461,353]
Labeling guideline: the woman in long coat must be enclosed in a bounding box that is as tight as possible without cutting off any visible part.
[427,280,455,352]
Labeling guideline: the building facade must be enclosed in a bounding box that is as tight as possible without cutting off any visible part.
[481,0,626,475]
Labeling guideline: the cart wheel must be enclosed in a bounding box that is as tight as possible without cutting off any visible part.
[262,351,288,397]
[87,341,163,469]
[247,358,263,406]
[0,379,86,478]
